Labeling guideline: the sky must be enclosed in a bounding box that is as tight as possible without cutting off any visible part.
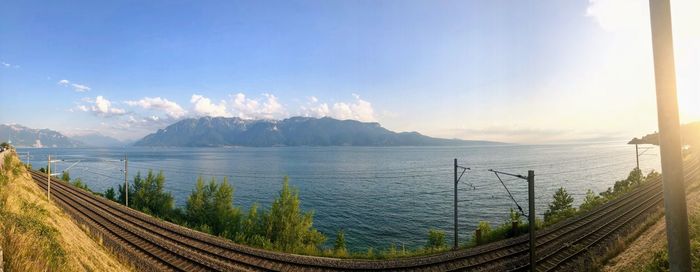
[0,0,698,143]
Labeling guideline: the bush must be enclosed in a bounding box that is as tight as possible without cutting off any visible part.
[334,229,347,255]
[104,187,116,201]
[60,171,70,182]
[426,229,446,250]
[579,189,606,212]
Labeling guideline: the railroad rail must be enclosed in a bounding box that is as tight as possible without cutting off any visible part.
[28,158,699,271]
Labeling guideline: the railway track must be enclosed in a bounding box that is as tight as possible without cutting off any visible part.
[28,159,699,271]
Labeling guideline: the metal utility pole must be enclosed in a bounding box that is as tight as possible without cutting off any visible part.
[47,155,51,201]
[453,159,470,249]
[488,169,535,271]
[124,153,128,207]
[636,144,640,170]
[527,170,536,272]
[454,159,458,250]
[649,0,691,271]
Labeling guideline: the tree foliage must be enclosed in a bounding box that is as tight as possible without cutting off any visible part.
[544,187,576,225]
[60,171,70,182]
[120,170,174,217]
[425,229,446,250]
[104,187,116,201]
[579,189,605,212]
[185,176,241,236]
[334,229,347,255]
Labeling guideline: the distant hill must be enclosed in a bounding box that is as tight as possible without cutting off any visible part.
[134,116,499,147]
[71,133,130,147]
[0,124,83,148]
[631,121,700,147]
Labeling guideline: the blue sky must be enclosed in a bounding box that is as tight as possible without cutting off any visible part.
[1,0,698,143]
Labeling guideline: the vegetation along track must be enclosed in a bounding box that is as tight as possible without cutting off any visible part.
[28,159,699,271]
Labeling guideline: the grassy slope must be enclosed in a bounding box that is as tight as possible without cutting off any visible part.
[0,152,131,271]
[602,153,700,272]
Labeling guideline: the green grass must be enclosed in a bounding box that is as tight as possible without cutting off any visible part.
[0,154,67,271]
[643,208,700,272]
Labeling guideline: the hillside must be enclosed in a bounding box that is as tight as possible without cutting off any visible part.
[71,133,129,147]
[630,121,700,147]
[0,124,83,148]
[0,151,130,271]
[134,116,499,147]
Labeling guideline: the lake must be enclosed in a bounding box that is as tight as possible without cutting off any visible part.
[17,142,660,251]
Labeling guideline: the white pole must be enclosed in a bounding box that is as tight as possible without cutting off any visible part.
[649,0,691,270]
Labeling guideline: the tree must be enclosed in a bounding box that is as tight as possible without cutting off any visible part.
[426,229,446,250]
[262,177,325,253]
[104,187,116,201]
[544,187,576,225]
[185,176,241,236]
[334,229,347,255]
[71,178,89,191]
[60,171,70,182]
[580,189,605,212]
[0,142,9,149]
[126,170,174,217]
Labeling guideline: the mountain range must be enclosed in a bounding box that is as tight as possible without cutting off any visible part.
[134,116,498,147]
[0,124,83,148]
[0,124,130,148]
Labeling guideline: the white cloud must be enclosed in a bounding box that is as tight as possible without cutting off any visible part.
[57,79,91,92]
[301,94,376,122]
[228,92,286,119]
[585,0,648,33]
[78,96,126,117]
[125,97,186,118]
[190,94,231,117]
[1,61,18,68]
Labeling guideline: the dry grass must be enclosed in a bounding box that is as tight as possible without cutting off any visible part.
[602,156,700,272]
[0,152,131,272]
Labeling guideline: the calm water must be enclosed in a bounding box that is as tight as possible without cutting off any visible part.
[17,142,660,251]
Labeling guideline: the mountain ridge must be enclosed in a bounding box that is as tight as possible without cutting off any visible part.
[134,116,499,147]
[0,124,84,148]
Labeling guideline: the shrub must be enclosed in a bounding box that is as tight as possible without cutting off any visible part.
[334,229,347,255]
[426,229,446,250]
[104,187,116,201]
[579,189,606,212]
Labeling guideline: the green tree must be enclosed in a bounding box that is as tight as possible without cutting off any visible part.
[185,176,241,236]
[0,142,10,149]
[104,187,116,201]
[426,229,446,250]
[235,203,264,246]
[544,187,576,225]
[628,167,644,186]
[334,229,347,255]
[126,170,174,217]
[262,177,325,253]
[61,171,70,182]
[580,189,605,212]
[71,178,89,191]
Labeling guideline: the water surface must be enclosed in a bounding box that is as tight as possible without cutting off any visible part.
[18,143,660,251]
